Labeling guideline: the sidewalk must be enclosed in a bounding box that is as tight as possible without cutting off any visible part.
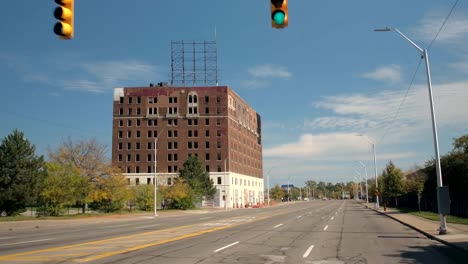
[366,204,468,253]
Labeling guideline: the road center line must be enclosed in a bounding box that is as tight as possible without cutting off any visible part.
[297,215,302,219]
[214,241,239,253]
[273,224,283,229]
[0,238,53,247]
[324,225,328,231]
[303,245,314,258]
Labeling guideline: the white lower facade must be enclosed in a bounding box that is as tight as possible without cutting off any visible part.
[124,172,264,209]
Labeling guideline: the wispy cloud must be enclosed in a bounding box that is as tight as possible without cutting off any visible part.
[362,64,401,83]
[248,64,292,79]
[412,11,468,44]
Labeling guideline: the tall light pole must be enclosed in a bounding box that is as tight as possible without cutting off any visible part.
[154,137,158,217]
[353,170,363,200]
[375,27,447,234]
[358,161,369,205]
[266,167,275,207]
[358,134,379,209]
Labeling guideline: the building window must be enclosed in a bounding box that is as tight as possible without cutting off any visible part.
[174,142,178,149]
[119,120,123,126]
[137,108,141,115]
[217,130,221,137]
[120,97,124,104]
[205,119,210,125]
[205,130,210,137]
[218,177,222,184]
[174,154,178,161]
[168,166,172,173]
[194,142,198,149]
[127,154,131,162]
[127,142,131,150]
[147,154,151,162]
[148,131,152,138]
[128,97,133,104]
[136,142,140,150]
[217,166,222,172]
[128,108,132,115]
[127,120,132,127]
[188,130,192,137]
[118,154,122,161]
[136,154,140,162]
[147,166,151,173]
[205,107,209,114]
[174,165,178,172]
[147,142,152,149]
[188,142,193,149]
[194,130,198,137]
[147,178,151,184]
[206,141,210,149]
[127,167,131,173]
[216,96,221,103]
[148,120,152,126]
[217,119,221,126]
[136,119,141,127]
[119,108,124,115]
[168,154,172,161]
[127,131,132,138]
[118,142,122,150]
[137,97,141,104]
[217,153,221,160]
[136,166,140,173]
[118,131,123,138]
[136,131,140,138]
[136,178,140,185]
[168,177,172,185]
[217,141,221,148]
[206,165,210,172]
[168,142,172,149]
[206,153,210,161]
[205,96,209,103]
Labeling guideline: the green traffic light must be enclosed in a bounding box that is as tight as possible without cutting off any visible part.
[272,11,285,25]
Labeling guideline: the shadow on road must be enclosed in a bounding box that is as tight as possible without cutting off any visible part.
[383,244,468,264]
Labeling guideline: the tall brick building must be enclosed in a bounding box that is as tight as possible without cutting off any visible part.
[112,85,263,208]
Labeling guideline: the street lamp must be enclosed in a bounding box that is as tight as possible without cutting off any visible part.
[358,161,369,205]
[375,27,447,234]
[266,167,276,207]
[353,170,363,201]
[358,134,379,209]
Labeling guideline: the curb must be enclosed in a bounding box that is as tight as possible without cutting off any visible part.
[370,207,468,254]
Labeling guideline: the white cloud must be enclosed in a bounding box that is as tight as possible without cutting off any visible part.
[248,64,292,79]
[414,14,468,43]
[362,64,401,83]
[450,61,468,74]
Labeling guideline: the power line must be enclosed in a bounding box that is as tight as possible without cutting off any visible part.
[427,0,460,50]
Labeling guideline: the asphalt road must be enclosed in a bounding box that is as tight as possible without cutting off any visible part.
[0,200,466,263]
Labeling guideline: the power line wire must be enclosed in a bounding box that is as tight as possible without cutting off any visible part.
[427,0,460,50]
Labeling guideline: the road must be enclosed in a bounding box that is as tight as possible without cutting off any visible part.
[0,200,466,263]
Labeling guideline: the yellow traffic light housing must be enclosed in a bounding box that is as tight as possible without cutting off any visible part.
[53,0,74,39]
[271,0,288,29]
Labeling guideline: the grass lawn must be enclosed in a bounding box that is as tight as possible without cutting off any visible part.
[395,207,468,225]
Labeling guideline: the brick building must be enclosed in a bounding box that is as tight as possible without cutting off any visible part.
[112,85,263,208]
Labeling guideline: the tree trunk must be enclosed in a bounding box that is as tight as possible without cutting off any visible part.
[417,195,421,212]
[395,196,398,208]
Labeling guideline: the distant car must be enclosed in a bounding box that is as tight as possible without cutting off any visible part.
[322,197,328,201]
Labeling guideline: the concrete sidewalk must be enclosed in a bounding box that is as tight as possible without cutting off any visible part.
[367,204,468,253]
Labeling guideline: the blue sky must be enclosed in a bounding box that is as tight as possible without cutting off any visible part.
[1,1,468,187]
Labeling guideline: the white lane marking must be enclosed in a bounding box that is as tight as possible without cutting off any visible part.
[331,216,335,220]
[0,238,53,247]
[103,224,132,228]
[274,224,284,229]
[303,245,315,258]
[214,241,240,253]
[324,225,329,231]
[135,224,159,229]
[297,215,303,219]
[0,237,15,240]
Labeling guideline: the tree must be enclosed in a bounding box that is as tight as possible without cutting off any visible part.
[405,166,427,211]
[89,167,130,213]
[0,129,46,216]
[305,180,317,198]
[270,184,285,201]
[48,138,109,213]
[382,161,405,207]
[159,179,195,210]
[179,156,216,204]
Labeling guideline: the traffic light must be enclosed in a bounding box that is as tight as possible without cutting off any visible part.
[53,0,74,39]
[271,0,288,29]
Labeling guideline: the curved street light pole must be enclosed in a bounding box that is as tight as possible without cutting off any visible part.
[358,161,369,205]
[358,134,379,209]
[375,27,447,235]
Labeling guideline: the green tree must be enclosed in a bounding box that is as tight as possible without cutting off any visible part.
[0,129,46,216]
[179,156,216,204]
[305,180,317,198]
[405,166,427,212]
[90,168,130,213]
[38,162,88,216]
[160,179,195,210]
[382,161,405,207]
[48,138,109,213]
[270,184,285,201]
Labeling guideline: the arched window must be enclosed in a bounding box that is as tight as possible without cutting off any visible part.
[187,92,199,117]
